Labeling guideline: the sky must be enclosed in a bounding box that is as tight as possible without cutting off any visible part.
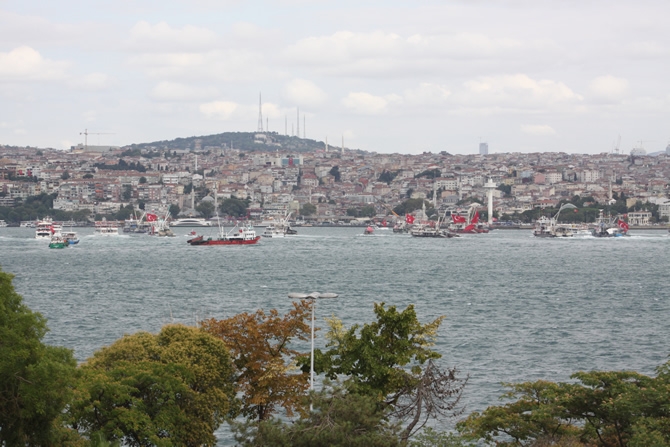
[0,0,669,155]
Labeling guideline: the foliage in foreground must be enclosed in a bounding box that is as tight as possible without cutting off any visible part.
[0,267,79,445]
[312,303,468,441]
[232,382,404,447]
[457,368,670,447]
[67,324,237,446]
[201,300,312,421]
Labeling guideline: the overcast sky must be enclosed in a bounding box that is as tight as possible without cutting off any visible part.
[1,0,668,155]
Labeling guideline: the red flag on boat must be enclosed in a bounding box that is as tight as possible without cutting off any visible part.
[464,223,476,232]
[471,212,480,224]
[382,219,387,227]
[405,214,415,224]
[617,219,629,232]
[452,214,466,223]
[50,225,55,234]
[146,213,158,222]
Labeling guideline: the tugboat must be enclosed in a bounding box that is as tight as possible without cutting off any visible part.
[49,233,69,249]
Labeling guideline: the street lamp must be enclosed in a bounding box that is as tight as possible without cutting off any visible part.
[287,292,339,392]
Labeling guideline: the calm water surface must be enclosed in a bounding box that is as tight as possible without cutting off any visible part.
[2,226,669,443]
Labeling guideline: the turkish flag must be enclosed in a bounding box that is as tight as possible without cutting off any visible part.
[146,213,158,222]
[405,214,415,224]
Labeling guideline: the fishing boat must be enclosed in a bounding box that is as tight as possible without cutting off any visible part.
[146,212,176,237]
[363,225,375,235]
[35,218,61,240]
[94,218,119,236]
[48,233,69,249]
[448,204,490,234]
[187,222,260,246]
[532,203,578,238]
[591,210,629,237]
[409,209,458,238]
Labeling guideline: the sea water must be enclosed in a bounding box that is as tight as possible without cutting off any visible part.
[2,226,669,444]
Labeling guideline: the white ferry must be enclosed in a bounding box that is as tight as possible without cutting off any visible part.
[94,218,120,236]
[35,218,62,240]
[0,220,7,228]
[169,217,211,227]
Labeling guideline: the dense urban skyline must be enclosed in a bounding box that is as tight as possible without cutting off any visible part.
[1,0,669,155]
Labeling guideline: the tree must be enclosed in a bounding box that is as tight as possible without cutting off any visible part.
[233,382,403,447]
[201,300,312,421]
[83,173,94,179]
[313,304,467,442]
[379,170,399,185]
[67,324,236,447]
[196,200,215,219]
[122,185,132,201]
[329,166,341,182]
[0,267,79,445]
[61,170,70,180]
[168,204,180,219]
[301,203,317,216]
[139,176,147,184]
[219,197,249,218]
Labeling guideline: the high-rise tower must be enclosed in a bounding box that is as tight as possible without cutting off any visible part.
[479,142,488,155]
[257,93,263,132]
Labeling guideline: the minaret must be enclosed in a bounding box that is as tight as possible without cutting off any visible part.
[325,136,328,152]
[483,178,497,226]
[341,135,344,154]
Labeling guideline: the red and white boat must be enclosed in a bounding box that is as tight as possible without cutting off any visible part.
[448,204,489,234]
[187,222,260,246]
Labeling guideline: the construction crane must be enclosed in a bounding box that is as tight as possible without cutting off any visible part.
[80,129,114,150]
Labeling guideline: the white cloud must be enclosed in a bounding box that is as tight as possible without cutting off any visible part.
[71,72,115,91]
[200,101,239,120]
[0,46,68,81]
[403,83,451,106]
[150,81,218,101]
[457,74,583,113]
[588,75,629,103]
[282,79,328,107]
[521,124,556,136]
[126,21,218,52]
[341,92,402,115]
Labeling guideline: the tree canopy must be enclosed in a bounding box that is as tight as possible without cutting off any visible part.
[219,197,249,218]
[67,324,236,446]
[201,300,312,421]
[0,267,78,446]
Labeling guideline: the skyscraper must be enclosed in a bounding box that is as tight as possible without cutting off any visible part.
[479,142,488,155]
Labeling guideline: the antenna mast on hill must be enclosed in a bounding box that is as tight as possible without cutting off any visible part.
[296,107,300,139]
[257,93,263,132]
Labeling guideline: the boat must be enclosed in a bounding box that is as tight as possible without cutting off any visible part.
[187,222,260,246]
[145,212,176,237]
[532,203,578,238]
[448,204,490,234]
[20,220,36,228]
[48,233,69,249]
[61,230,80,245]
[409,210,459,238]
[364,226,375,235]
[262,223,285,238]
[94,218,119,236]
[35,218,61,240]
[169,217,211,227]
[591,210,629,237]
[0,220,7,228]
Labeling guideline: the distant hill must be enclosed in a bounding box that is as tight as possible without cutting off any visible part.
[125,131,367,155]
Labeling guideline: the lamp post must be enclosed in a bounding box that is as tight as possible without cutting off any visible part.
[287,292,339,392]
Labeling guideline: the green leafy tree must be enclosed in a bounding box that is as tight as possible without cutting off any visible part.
[196,200,215,219]
[0,267,79,445]
[300,203,317,216]
[329,166,341,182]
[313,304,467,442]
[233,382,403,447]
[219,197,249,218]
[139,176,147,184]
[67,324,236,447]
[61,170,70,180]
[168,204,180,219]
[122,185,132,201]
[83,173,94,179]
